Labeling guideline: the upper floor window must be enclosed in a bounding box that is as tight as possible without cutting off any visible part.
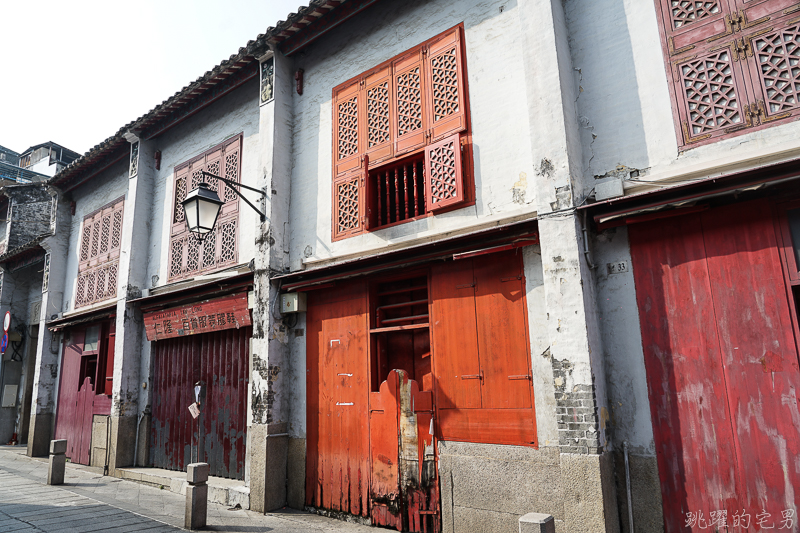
[75,197,124,309]
[656,0,800,148]
[331,25,472,241]
[169,135,241,281]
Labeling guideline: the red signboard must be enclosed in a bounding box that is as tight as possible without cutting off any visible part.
[143,293,251,341]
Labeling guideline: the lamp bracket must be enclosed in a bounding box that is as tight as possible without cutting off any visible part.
[200,171,267,222]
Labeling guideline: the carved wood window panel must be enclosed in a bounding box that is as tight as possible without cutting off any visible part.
[168,134,241,281]
[75,197,124,309]
[331,25,471,241]
[656,0,800,148]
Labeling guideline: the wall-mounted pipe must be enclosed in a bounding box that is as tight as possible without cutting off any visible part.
[624,441,635,533]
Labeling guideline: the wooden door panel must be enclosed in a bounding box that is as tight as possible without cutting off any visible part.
[306,284,370,517]
[473,251,532,409]
[629,215,740,533]
[701,200,800,516]
[430,260,481,409]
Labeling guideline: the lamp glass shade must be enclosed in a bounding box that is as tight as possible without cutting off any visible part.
[182,182,223,235]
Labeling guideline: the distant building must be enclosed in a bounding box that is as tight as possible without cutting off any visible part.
[17,142,79,178]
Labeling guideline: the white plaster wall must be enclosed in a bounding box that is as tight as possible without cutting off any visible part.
[564,0,800,197]
[522,245,558,447]
[61,159,129,313]
[147,78,261,290]
[29,159,57,178]
[592,225,654,453]
[288,0,540,268]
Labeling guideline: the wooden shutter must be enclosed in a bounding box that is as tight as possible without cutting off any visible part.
[168,135,241,280]
[364,66,394,165]
[424,132,464,211]
[430,259,482,409]
[473,251,532,409]
[103,329,115,396]
[393,48,428,156]
[332,166,365,240]
[75,198,123,309]
[657,0,736,55]
[333,80,363,177]
[425,27,467,142]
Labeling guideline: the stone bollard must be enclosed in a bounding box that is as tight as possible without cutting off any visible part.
[519,512,556,533]
[185,462,209,530]
[47,440,67,485]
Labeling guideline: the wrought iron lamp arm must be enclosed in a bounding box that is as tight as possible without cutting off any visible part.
[201,171,267,221]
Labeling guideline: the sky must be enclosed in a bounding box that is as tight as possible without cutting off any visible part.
[0,0,301,156]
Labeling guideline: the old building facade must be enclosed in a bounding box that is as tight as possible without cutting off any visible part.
[3,0,800,532]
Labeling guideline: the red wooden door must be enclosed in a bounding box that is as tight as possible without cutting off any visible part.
[701,201,800,519]
[150,326,250,479]
[305,282,370,517]
[630,200,800,532]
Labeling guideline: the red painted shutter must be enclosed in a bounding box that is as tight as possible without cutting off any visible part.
[425,27,467,142]
[103,330,115,396]
[333,80,363,177]
[332,167,365,240]
[172,165,190,236]
[423,132,464,211]
[364,66,394,165]
[75,198,123,309]
[473,251,532,409]
[700,200,800,519]
[629,215,740,530]
[393,48,427,156]
[656,0,735,55]
[430,259,482,409]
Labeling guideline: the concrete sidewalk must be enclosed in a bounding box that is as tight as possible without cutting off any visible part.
[0,446,373,532]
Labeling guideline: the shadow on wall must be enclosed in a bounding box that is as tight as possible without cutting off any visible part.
[563,0,650,194]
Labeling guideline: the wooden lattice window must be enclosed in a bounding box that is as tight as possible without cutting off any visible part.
[169,135,241,281]
[75,197,124,309]
[331,25,471,240]
[656,0,800,148]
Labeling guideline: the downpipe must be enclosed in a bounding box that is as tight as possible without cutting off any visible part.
[624,441,635,533]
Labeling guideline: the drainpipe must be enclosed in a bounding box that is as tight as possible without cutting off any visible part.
[624,441,635,533]
[582,210,597,270]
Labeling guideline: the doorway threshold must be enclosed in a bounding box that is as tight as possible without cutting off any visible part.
[114,466,249,509]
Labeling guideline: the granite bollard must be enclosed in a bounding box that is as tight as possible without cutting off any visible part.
[47,439,67,485]
[519,512,556,533]
[185,462,209,529]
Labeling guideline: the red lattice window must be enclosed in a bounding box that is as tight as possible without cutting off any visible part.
[656,0,800,148]
[169,135,241,281]
[75,197,124,309]
[331,25,472,241]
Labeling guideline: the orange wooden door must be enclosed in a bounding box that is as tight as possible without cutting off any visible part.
[306,282,370,517]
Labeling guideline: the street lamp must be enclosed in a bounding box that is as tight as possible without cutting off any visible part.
[181,183,223,240]
[182,171,267,241]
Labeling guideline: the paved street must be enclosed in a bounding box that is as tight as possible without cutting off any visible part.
[0,446,373,532]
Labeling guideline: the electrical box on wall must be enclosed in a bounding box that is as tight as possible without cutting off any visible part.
[281,292,307,313]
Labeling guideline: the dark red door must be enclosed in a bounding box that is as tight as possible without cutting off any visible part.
[54,325,113,466]
[630,199,800,532]
[150,326,250,480]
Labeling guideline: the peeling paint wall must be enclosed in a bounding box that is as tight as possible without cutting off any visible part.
[288,0,538,269]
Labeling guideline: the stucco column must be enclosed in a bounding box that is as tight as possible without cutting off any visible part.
[107,136,154,473]
[28,189,67,457]
[249,48,293,513]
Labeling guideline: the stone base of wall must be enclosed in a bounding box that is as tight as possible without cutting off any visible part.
[612,451,664,533]
[287,437,306,510]
[27,412,52,457]
[439,441,619,533]
[90,415,109,468]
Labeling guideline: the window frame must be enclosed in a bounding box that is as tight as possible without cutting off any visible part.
[74,196,124,309]
[168,134,242,282]
[654,0,800,150]
[330,24,475,241]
